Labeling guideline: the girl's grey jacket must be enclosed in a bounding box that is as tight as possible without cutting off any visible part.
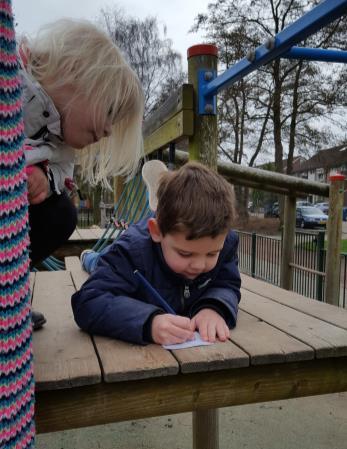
[20,68,75,195]
[71,218,241,345]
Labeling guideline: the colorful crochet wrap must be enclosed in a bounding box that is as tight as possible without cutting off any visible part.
[0,0,35,447]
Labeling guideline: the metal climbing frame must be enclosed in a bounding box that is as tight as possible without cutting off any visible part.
[198,0,347,115]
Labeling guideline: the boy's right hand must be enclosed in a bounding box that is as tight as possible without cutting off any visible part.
[151,314,195,345]
[27,165,50,205]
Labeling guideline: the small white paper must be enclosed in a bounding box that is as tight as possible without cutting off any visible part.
[163,331,213,350]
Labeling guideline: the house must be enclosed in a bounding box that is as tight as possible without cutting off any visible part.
[292,144,347,204]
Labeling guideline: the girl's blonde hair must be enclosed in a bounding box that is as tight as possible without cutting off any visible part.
[23,18,144,185]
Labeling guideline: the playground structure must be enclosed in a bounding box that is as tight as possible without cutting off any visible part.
[141,0,347,308]
[1,2,347,449]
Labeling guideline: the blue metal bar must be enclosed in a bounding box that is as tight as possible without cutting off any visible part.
[203,0,347,97]
[283,46,347,63]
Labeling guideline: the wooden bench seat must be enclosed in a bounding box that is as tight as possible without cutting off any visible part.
[32,261,347,448]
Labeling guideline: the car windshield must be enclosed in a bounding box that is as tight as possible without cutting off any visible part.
[301,207,324,215]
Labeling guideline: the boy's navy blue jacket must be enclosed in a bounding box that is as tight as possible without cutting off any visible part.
[71,218,241,345]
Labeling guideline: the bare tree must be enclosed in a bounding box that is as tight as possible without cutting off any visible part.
[192,0,347,220]
[193,0,347,169]
[99,7,185,118]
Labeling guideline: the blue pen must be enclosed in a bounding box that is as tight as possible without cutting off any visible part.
[134,269,176,315]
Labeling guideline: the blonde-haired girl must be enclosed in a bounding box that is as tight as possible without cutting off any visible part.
[19,18,144,328]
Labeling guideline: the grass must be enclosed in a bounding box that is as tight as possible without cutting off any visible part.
[301,238,347,253]
[340,240,347,253]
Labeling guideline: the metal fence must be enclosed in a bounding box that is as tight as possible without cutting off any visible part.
[237,229,346,308]
[77,208,94,228]
[77,206,114,228]
[237,231,281,285]
[291,230,325,302]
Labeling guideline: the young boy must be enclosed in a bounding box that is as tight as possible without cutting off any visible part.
[71,162,241,346]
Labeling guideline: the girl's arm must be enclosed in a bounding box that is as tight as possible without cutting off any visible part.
[25,141,74,195]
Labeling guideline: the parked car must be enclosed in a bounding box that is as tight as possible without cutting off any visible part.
[314,202,329,215]
[296,206,328,229]
[264,202,279,218]
[296,200,312,207]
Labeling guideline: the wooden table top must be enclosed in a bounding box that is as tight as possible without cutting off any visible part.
[68,227,121,242]
[32,260,347,433]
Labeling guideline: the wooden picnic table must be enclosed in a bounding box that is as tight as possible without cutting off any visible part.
[33,261,347,449]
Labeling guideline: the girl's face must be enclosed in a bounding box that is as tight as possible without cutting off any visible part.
[61,95,112,149]
[48,85,112,149]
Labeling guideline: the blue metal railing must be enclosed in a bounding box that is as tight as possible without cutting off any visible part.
[198,0,347,114]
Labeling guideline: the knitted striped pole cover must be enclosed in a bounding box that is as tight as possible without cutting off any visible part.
[0,0,35,448]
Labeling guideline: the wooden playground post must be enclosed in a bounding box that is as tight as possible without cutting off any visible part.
[325,173,345,306]
[187,44,220,449]
[280,195,297,290]
[187,44,218,169]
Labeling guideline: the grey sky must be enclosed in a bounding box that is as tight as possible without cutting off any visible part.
[12,0,211,68]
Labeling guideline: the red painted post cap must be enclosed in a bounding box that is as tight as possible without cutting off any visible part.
[329,173,345,182]
[187,44,218,59]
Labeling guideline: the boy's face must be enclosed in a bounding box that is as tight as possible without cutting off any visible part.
[148,219,227,280]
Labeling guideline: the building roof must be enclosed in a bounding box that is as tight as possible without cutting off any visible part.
[292,144,347,174]
[256,156,306,173]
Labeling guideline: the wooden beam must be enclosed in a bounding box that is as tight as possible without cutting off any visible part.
[325,174,345,306]
[144,110,193,155]
[36,357,347,433]
[143,84,193,138]
[193,410,219,449]
[280,196,296,290]
[171,149,330,198]
[188,46,218,169]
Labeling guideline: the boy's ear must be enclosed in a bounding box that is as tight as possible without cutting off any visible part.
[147,218,162,242]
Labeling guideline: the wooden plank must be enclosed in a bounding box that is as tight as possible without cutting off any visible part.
[143,84,193,138]
[69,229,82,241]
[76,228,99,240]
[144,110,194,155]
[172,340,249,374]
[70,268,89,291]
[89,227,108,240]
[96,229,121,240]
[65,256,82,271]
[35,357,347,433]
[231,310,313,365]
[70,269,179,382]
[241,274,347,330]
[68,227,121,242]
[93,337,179,382]
[32,271,101,390]
[240,289,347,358]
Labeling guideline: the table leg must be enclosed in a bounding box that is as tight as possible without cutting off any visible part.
[193,409,219,449]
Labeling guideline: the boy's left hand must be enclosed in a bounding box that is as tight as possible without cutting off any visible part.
[191,308,230,343]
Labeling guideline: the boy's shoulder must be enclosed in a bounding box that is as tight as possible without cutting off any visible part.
[112,218,153,257]
[224,229,239,248]
[104,218,158,274]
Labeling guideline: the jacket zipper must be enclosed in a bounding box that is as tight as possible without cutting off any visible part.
[180,284,190,311]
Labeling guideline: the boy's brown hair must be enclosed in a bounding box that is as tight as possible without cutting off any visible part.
[156,162,236,239]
